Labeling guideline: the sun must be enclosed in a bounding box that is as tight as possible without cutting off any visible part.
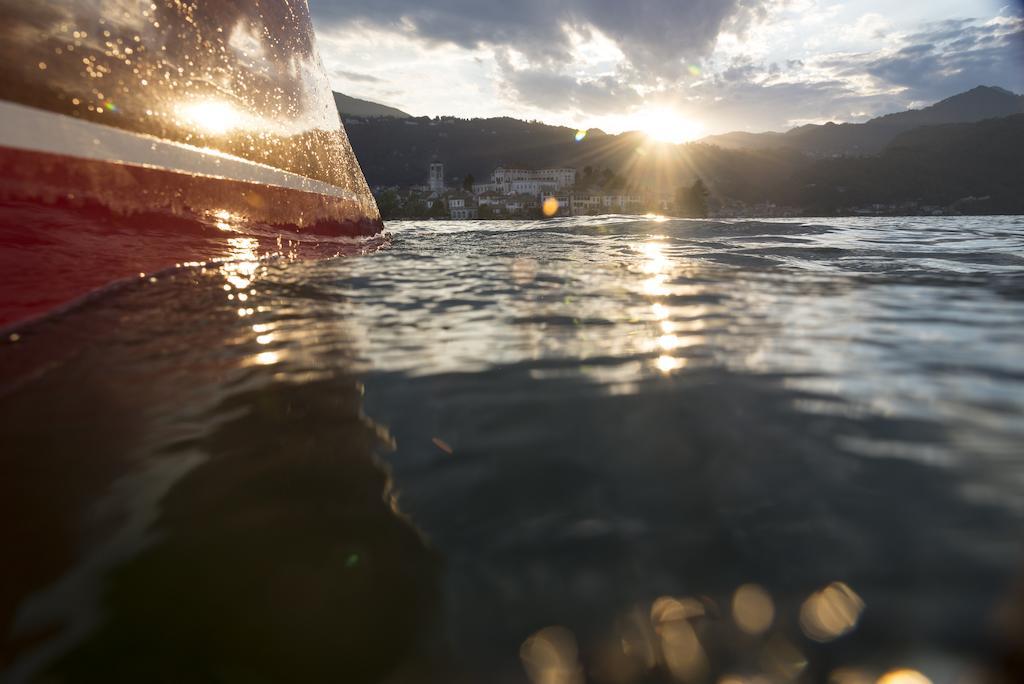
[633,108,704,144]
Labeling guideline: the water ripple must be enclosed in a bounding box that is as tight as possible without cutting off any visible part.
[2,215,1023,682]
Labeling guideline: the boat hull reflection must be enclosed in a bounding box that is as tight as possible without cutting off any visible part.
[0,266,438,682]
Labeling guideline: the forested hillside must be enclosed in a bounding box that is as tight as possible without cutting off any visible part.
[338,92,1024,215]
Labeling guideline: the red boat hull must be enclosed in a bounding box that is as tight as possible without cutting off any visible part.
[0,146,382,328]
[0,0,383,329]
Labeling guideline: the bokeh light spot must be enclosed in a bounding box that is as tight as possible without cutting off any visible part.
[877,669,932,684]
[521,626,583,684]
[799,582,864,642]
[732,584,775,636]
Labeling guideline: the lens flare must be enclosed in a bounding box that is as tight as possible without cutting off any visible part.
[542,197,560,217]
[574,129,588,142]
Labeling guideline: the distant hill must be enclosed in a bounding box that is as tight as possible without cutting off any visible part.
[339,87,1024,215]
[339,114,795,197]
[787,114,1024,214]
[700,86,1024,156]
[333,92,410,119]
[343,115,621,186]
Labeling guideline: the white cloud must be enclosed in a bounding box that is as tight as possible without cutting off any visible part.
[310,0,1024,134]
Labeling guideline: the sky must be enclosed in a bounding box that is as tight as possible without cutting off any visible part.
[309,0,1024,140]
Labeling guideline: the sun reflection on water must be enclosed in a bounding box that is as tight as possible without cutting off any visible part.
[639,240,670,275]
[252,351,280,366]
[221,237,261,290]
[644,213,670,223]
[210,209,242,232]
[637,239,707,374]
[209,229,289,369]
[643,275,671,297]
[655,355,687,374]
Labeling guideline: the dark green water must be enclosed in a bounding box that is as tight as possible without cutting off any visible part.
[2,216,1023,683]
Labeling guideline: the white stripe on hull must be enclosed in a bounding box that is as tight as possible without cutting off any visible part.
[0,100,359,202]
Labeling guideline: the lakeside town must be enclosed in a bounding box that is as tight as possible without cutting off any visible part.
[346,86,1023,221]
[368,162,688,219]
[374,162,721,220]
[371,160,991,221]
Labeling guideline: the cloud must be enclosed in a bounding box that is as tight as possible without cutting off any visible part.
[683,14,1024,131]
[852,12,890,41]
[833,15,1024,102]
[309,0,775,79]
[677,79,906,131]
[310,0,1024,134]
[719,57,762,83]
[332,69,382,83]
[494,50,642,114]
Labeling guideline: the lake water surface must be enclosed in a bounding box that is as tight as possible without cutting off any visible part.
[2,215,1024,683]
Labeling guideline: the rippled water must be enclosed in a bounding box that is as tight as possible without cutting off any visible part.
[2,215,1024,683]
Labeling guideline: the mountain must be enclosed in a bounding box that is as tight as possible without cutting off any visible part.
[787,114,1024,214]
[340,114,802,198]
[340,87,1024,215]
[700,86,1024,156]
[343,115,622,187]
[870,85,1024,128]
[333,92,410,119]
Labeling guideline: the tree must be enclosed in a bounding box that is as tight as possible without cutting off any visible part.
[463,173,475,192]
[429,198,448,218]
[675,179,710,218]
[404,198,428,218]
[374,189,400,219]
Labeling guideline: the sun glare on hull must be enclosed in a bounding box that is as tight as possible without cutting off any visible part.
[175,99,249,136]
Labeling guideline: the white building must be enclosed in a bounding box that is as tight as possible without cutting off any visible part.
[472,182,500,194]
[448,194,478,220]
[477,192,505,208]
[428,162,445,192]
[568,192,645,216]
[491,167,576,195]
[601,194,644,213]
[571,193,604,215]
